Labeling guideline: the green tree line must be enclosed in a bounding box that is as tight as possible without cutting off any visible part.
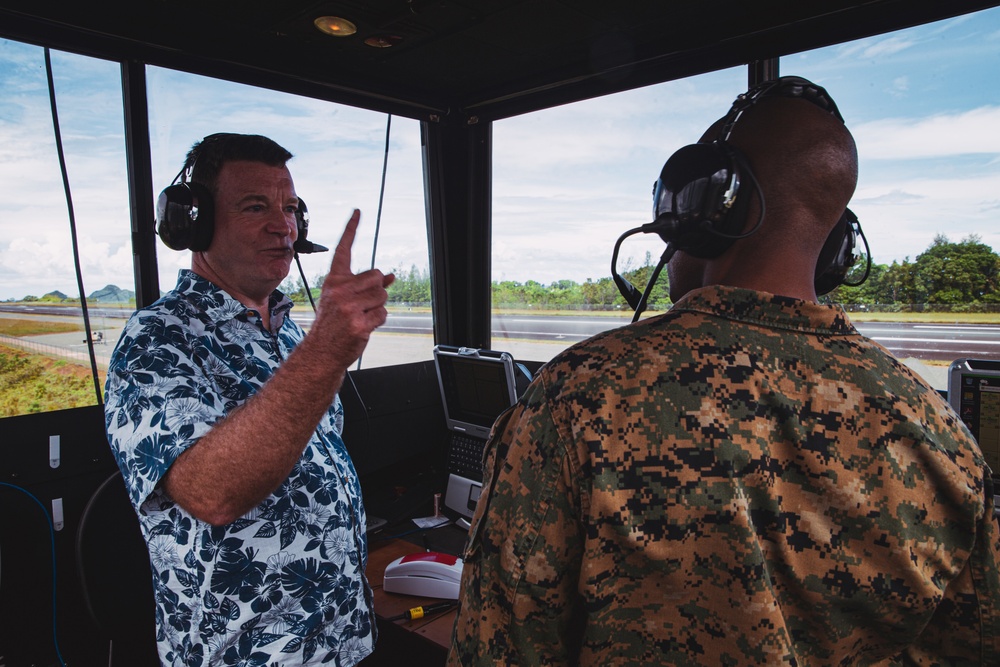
[830,234,1000,311]
[280,234,1000,312]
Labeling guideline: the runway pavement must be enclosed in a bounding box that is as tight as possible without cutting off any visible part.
[9,321,951,391]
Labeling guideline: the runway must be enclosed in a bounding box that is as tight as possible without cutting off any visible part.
[3,305,996,391]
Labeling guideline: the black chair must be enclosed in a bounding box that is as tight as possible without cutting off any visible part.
[75,471,159,666]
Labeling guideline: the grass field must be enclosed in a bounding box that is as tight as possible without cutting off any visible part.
[846,311,1000,324]
[0,342,103,416]
[484,307,1000,324]
[0,318,84,336]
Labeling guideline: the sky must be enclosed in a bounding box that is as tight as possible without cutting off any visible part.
[0,6,998,301]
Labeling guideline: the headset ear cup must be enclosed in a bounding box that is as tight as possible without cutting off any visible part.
[814,208,858,296]
[292,197,316,254]
[652,141,749,258]
[291,198,330,254]
[296,198,309,242]
[155,182,215,251]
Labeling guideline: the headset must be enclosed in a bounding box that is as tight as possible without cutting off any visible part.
[155,160,327,254]
[641,75,870,296]
[814,206,870,296]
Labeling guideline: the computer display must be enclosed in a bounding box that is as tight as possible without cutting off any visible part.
[434,346,519,440]
[948,358,1000,476]
[434,345,522,521]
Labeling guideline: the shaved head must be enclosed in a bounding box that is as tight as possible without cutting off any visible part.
[669,92,859,302]
[722,96,857,239]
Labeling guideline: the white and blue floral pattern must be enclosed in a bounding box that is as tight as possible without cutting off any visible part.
[105,270,375,666]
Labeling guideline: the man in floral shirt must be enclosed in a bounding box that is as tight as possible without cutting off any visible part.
[105,133,394,666]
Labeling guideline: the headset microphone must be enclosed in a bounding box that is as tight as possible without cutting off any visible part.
[611,216,679,315]
[293,238,328,254]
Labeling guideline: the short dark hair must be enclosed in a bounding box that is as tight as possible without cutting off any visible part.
[183,133,293,192]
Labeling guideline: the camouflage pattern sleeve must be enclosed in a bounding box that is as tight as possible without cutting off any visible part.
[893,476,1000,663]
[448,285,1000,665]
[449,375,587,666]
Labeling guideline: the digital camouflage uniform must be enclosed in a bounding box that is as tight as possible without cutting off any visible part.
[449,285,1000,666]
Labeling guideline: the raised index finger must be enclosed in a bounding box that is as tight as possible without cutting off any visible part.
[330,209,361,277]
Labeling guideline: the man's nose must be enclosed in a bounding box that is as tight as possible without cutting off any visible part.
[266,210,297,238]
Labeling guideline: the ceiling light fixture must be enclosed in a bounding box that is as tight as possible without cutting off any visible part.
[364,34,403,48]
[314,16,357,37]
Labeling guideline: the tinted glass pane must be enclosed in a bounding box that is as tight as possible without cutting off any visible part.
[491,67,746,362]
[0,41,129,416]
[146,67,431,369]
[792,6,1000,390]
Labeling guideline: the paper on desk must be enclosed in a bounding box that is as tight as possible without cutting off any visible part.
[412,516,451,529]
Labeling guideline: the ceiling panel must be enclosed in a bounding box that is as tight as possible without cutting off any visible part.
[1,0,997,120]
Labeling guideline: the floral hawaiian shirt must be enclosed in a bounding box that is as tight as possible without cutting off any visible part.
[105,270,375,667]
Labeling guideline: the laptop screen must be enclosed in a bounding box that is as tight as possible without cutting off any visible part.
[434,345,519,440]
[948,358,1000,477]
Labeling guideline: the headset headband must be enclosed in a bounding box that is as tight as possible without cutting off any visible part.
[717,76,844,143]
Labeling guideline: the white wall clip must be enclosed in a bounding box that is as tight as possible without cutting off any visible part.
[49,434,60,469]
[52,497,64,531]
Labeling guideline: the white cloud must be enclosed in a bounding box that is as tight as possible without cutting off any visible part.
[853,107,1000,159]
[888,76,910,97]
[852,170,1000,262]
[3,10,1000,300]
[861,35,919,59]
[0,231,133,298]
[854,189,924,205]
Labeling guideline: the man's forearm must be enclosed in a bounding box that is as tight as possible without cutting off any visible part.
[164,210,393,526]
[162,332,349,526]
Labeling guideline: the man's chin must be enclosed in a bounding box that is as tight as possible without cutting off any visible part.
[259,261,293,291]
[264,255,293,273]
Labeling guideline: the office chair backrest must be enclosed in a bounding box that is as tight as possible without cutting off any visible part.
[75,470,159,665]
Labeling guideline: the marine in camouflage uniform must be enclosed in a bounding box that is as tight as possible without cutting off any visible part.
[449,285,1000,664]
[448,81,1000,665]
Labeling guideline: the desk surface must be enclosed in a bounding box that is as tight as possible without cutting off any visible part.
[368,537,458,650]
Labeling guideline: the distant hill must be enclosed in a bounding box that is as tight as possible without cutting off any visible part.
[89,284,135,303]
[40,290,69,302]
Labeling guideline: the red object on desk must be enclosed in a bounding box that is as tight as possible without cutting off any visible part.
[368,538,458,652]
[399,552,459,566]
[384,551,464,599]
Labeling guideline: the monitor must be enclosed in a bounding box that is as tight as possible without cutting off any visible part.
[948,358,1000,477]
[434,345,520,441]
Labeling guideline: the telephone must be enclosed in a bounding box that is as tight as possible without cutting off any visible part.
[383,551,464,599]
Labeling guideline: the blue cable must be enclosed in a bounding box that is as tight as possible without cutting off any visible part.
[0,482,67,667]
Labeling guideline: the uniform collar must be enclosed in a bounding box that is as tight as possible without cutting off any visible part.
[669,284,857,335]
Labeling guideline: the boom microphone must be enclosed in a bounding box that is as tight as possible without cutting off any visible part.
[610,214,679,315]
[640,214,682,238]
[293,238,329,254]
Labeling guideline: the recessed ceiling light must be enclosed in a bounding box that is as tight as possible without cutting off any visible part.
[314,16,357,37]
[364,34,403,48]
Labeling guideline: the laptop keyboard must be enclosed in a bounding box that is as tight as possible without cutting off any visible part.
[449,433,485,482]
[365,514,388,534]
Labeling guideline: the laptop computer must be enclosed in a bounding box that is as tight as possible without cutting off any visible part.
[947,358,1000,517]
[434,345,523,520]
